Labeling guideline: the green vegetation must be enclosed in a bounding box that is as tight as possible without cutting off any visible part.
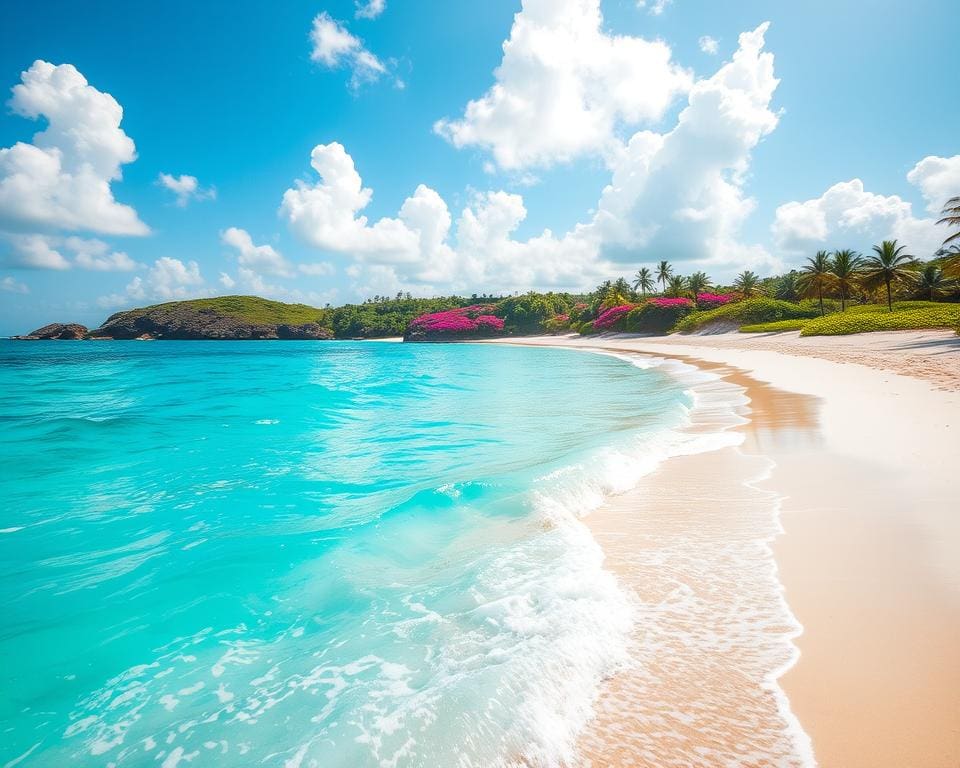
[732,270,763,297]
[674,298,820,333]
[739,301,960,335]
[624,302,694,334]
[134,296,328,325]
[861,240,918,311]
[739,319,810,333]
[632,267,654,297]
[799,302,960,336]
[495,293,575,334]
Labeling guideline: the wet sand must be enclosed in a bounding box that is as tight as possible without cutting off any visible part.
[488,333,960,767]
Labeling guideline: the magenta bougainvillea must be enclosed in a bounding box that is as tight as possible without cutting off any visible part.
[696,293,735,308]
[406,305,505,340]
[594,304,636,330]
[649,297,694,308]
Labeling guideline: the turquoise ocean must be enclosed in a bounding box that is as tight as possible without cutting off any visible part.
[0,340,700,767]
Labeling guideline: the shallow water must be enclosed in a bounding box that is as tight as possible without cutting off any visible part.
[0,340,702,767]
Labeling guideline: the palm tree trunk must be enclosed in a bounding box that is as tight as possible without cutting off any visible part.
[818,286,824,316]
[841,287,846,312]
[885,277,892,311]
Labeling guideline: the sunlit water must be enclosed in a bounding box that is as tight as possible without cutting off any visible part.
[0,340,710,767]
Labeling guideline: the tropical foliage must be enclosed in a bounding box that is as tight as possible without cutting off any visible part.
[796,251,834,315]
[861,240,917,310]
[674,298,820,333]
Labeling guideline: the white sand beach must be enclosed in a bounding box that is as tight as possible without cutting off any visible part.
[490,330,960,767]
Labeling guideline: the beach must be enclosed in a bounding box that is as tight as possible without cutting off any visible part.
[490,330,960,767]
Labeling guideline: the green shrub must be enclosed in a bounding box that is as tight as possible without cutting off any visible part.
[740,319,810,333]
[579,320,597,335]
[674,298,821,333]
[624,302,694,334]
[800,304,960,336]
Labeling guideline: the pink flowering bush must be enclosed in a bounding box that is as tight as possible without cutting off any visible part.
[543,313,571,333]
[405,305,505,341]
[696,293,736,309]
[624,298,695,334]
[649,297,694,308]
[593,304,636,331]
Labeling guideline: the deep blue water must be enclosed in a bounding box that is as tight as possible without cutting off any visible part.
[0,340,692,767]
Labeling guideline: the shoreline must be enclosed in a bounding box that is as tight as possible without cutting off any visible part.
[488,333,960,767]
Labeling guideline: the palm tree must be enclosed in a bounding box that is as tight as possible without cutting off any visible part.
[655,261,673,294]
[861,240,917,310]
[796,251,833,316]
[733,270,762,297]
[633,267,654,298]
[937,196,960,246]
[774,271,800,301]
[830,249,862,311]
[665,274,688,298]
[687,271,711,307]
[913,265,958,300]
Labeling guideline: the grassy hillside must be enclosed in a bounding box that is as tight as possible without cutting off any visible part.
[125,296,329,326]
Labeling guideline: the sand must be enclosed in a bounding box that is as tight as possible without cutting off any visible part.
[488,331,960,767]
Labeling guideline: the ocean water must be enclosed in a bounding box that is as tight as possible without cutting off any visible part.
[0,340,712,768]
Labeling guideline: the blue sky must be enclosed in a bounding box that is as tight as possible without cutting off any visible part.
[0,0,958,334]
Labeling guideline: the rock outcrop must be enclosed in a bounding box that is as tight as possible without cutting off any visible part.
[14,323,89,340]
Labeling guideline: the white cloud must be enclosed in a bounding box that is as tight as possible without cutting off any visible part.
[283,25,785,291]
[158,173,216,207]
[219,272,236,289]
[98,257,207,307]
[298,261,336,276]
[280,143,610,293]
[906,155,960,214]
[65,237,138,271]
[581,22,781,272]
[280,142,421,261]
[434,0,693,170]
[355,0,385,19]
[772,175,946,258]
[2,233,138,271]
[637,0,672,15]
[220,227,292,277]
[1,276,28,294]
[4,234,70,269]
[309,13,387,87]
[0,60,147,236]
[698,35,719,55]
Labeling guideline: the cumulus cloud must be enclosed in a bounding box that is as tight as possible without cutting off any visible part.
[906,155,960,214]
[98,257,207,308]
[2,233,138,271]
[581,23,781,271]
[699,35,719,54]
[221,227,292,277]
[771,155,960,258]
[283,24,784,291]
[1,275,29,294]
[280,142,610,292]
[158,173,216,207]
[64,237,137,271]
[309,12,387,87]
[4,234,71,269]
[0,60,147,237]
[434,0,693,170]
[280,142,421,262]
[355,0,385,19]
